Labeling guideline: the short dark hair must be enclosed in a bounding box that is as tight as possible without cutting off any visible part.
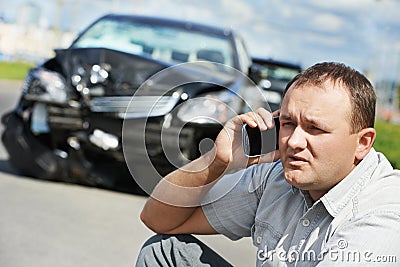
[284,62,376,133]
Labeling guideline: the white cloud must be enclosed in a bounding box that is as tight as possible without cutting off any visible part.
[307,0,375,12]
[305,31,346,46]
[309,13,346,32]
[220,0,255,23]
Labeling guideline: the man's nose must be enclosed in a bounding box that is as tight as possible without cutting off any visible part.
[287,126,307,150]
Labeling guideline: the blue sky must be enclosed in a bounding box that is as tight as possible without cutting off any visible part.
[1,0,400,82]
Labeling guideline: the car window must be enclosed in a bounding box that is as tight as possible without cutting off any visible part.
[71,18,235,68]
[259,64,300,82]
[234,36,252,73]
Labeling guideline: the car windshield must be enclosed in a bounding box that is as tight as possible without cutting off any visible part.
[259,64,300,81]
[71,18,234,68]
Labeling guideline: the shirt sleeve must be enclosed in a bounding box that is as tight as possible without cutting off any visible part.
[201,163,275,240]
[317,211,400,266]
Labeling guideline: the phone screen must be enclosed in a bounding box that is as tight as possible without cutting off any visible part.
[242,116,280,157]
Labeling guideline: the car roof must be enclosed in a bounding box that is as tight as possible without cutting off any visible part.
[252,57,302,71]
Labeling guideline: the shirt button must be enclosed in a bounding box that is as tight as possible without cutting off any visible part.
[256,236,262,244]
[302,218,310,227]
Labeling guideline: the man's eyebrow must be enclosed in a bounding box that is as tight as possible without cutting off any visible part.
[303,116,331,129]
[279,114,292,121]
[279,114,331,129]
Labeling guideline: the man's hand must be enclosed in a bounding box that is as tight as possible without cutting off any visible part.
[212,107,280,172]
[140,107,280,234]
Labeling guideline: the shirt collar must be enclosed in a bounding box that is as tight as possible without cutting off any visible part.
[320,148,379,217]
[290,187,314,209]
[300,189,315,209]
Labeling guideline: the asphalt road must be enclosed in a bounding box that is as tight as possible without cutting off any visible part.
[0,80,256,267]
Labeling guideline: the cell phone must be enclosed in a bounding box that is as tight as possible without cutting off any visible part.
[242,116,280,157]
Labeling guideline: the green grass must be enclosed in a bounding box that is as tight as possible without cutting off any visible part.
[0,61,34,80]
[374,119,400,168]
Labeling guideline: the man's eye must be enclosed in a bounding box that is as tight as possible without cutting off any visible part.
[308,125,324,133]
[282,122,295,127]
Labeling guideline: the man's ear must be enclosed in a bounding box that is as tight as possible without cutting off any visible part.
[355,128,376,161]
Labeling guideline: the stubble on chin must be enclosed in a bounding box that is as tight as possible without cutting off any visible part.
[283,165,313,190]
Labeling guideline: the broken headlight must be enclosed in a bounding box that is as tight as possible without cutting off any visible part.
[23,68,68,104]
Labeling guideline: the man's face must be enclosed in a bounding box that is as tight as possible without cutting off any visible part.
[279,81,359,196]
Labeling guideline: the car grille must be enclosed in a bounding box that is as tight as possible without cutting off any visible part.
[89,96,179,119]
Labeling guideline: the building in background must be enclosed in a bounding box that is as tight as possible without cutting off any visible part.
[0,22,76,62]
[0,1,76,62]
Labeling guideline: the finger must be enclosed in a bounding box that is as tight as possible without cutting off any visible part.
[233,109,272,130]
[237,112,259,128]
[229,113,253,128]
[272,109,280,118]
[252,112,268,130]
[255,108,273,129]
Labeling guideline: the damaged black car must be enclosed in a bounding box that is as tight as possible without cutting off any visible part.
[2,14,268,194]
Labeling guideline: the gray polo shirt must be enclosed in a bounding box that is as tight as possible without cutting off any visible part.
[202,148,400,266]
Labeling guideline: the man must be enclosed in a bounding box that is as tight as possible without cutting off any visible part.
[136,62,400,266]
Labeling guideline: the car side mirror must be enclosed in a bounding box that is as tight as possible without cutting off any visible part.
[248,63,264,84]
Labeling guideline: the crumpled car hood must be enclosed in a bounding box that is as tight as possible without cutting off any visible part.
[52,48,240,119]
[54,48,238,97]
